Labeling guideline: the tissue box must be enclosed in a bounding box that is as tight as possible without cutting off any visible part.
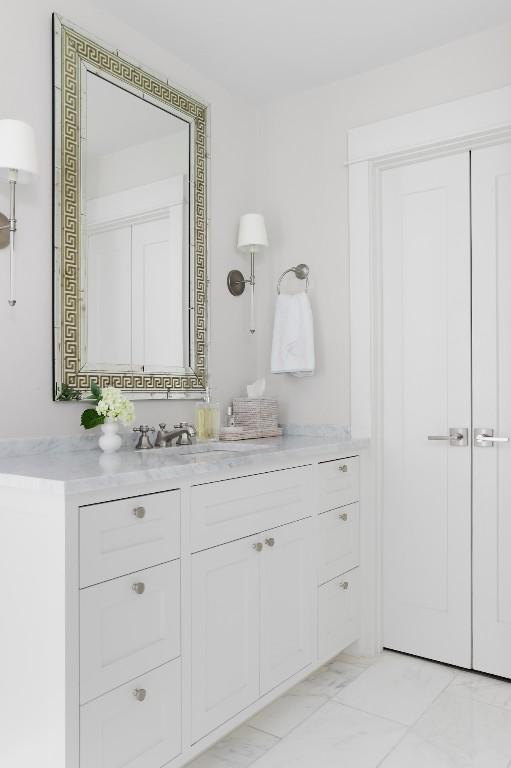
[232,397,281,437]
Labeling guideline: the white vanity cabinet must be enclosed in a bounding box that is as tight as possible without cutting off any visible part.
[0,441,362,768]
[191,516,314,741]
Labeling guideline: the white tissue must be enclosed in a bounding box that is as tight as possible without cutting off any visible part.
[247,378,266,398]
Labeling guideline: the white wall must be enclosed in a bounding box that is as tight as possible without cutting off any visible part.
[0,1,259,438]
[255,22,511,427]
[1,8,511,440]
[88,133,189,199]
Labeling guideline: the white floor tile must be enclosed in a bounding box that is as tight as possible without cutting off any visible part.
[291,658,366,698]
[187,725,278,768]
[186,752,234,768]
[335,651,454,725]
[248,692,328,737]
[338,651,382,668]
[249,701,406,768]
[446,669,511,710]
[381,692,511,768]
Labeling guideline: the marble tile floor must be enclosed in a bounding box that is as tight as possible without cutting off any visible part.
[187,650,511,768]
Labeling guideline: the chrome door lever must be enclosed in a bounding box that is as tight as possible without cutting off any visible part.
[474,428,509,447]
[428,428,468,446]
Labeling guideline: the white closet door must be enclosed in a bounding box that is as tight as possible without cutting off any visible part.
[86,225,132,368]
[472,142,511,678]
[131,206,184,372]
[382,153,472,667]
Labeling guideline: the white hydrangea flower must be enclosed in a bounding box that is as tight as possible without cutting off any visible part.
[96,386,135,426]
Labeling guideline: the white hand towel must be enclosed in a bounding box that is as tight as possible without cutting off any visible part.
[271,292,315,376]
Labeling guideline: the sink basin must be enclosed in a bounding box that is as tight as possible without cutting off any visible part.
[157,443,240,460]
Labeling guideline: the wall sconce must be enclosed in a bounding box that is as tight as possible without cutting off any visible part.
[0,119,38,306]
[227,213,269,334]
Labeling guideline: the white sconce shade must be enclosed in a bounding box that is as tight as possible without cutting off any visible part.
[228,213,269,334]
[0,119,38,182]
[237,213,269,252]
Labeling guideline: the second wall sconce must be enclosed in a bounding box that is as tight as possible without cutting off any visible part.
[227,213,269,334]
[0,119,38,306]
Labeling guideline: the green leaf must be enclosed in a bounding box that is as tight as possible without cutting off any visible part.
[90,382,102,401]
[56,383,82,401]
[81,408,105,430]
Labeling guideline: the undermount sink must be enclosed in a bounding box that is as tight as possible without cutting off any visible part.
[157,443,240,460]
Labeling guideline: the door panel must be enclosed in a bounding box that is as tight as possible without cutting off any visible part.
[80,561,180,703]
[260,518,314,694]
[472,141,511,678]
[80,660,181,768]
[191,537,259,742]
[382,153,472,666]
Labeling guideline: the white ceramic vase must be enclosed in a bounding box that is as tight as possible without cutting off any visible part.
[98,419,122,454]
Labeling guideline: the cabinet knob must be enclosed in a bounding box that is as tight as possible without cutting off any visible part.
[253,542,263,552]
[339,581,350,590]
[339,512,348,521]
[338,464,348,473]
[133,688,147,702]
[265,537,275,547]
[132,582,146,595]
[133,506,146,519]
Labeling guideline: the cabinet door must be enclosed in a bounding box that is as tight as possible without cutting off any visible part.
[318,503,359,585]
[80,561,180,703]
[191,537,260,742]
[260,518,314,695]
[317,457,359,512]
[80,660,181,768]
[318,568,360,662]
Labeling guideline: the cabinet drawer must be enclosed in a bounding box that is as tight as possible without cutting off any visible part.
[80,560,180,703]
[317,457,359,512]
[318,503,360,585]
[80,490,180,588]
[80,659,181,768]
[190,465,313,551]
[318,567,360,661]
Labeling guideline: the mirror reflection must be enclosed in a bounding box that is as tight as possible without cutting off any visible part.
[83,72,190,375]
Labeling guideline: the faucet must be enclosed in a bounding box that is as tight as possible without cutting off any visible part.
[154,422,197,448]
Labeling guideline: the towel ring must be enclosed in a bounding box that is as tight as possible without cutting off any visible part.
[277,263,310,294]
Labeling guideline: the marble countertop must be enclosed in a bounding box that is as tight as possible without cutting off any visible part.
[0,435,368,495]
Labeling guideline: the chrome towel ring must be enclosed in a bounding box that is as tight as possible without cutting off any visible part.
[277,263,310,294]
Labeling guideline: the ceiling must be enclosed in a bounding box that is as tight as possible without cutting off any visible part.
[96,0,511,102]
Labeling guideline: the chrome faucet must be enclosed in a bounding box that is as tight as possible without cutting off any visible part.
[154,422,197,448]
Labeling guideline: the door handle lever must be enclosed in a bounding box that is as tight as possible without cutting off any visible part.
[474,428,509,447]
[428,428,468,446]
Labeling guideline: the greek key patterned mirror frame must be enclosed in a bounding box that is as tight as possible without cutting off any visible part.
[53,15,209,400]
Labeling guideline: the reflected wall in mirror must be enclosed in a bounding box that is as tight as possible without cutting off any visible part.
[53,16,208,400]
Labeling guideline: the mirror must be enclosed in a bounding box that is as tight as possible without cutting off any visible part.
[53,16,208,400]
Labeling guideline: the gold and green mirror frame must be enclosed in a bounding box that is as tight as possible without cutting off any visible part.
[53,15,209,400]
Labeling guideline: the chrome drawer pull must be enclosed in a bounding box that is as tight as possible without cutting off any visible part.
[265,537,275,547]
[338,464,348,473]
[132,582,146,595]
[339,512,348,521]
[133,688,147,702]
[339,581,349,590]
[133,506,146,518]
[253,542,263,552]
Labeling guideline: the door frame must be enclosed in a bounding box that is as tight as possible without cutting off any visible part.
[349,85,511,657]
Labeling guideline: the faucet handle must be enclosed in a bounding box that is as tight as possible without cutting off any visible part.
[175,421,197,437]
[133,425,155,450]
[174,421,196,445]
